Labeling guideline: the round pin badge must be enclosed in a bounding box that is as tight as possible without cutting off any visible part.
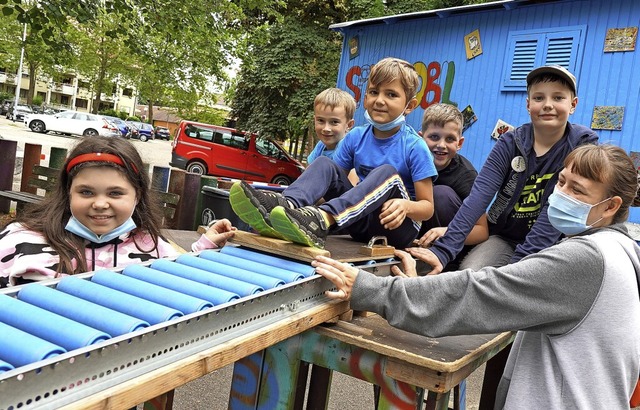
[511,156,526,172]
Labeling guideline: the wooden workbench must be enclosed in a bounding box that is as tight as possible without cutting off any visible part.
[229,315,514,410]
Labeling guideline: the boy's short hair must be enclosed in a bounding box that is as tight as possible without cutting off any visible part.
[421,103,464,134]
[314,88,356,120]
[368,57,420,102]
[526,65,577,97]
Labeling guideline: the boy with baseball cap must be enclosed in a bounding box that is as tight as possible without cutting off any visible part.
[406,64,598,408]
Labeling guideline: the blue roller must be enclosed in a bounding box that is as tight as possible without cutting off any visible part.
[17,284,148,337]
[57,276,183,324]
[176,254,285,289]
[122,264,240,304]
[0,292,110,350]
[150,259,263,296]
[0,322,66,368]
[0,358,15,373]
[219,246,315,277]
[91,270,213,314]
[196,251,303,283]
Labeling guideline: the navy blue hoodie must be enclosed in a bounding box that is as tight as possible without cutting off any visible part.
[430,122,599,266]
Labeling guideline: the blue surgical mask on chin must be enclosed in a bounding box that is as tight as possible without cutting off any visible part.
[547,190,611,236]
[364,108,407,132]
[65,216,137,243]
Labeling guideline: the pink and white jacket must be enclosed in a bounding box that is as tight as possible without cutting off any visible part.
[0,222,217,288]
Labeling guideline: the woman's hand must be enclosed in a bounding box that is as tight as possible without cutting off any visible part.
[312,255,359,300]
[390,249,418,277]
[204,219,237,248]
[406,247,443,275]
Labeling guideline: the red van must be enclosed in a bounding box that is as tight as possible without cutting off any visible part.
[170,121,304,185]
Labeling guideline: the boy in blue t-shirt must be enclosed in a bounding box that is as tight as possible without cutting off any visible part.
[230,57,437,249]
[306,88,355,164]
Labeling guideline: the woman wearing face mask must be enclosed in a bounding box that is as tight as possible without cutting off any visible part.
[313,144,640,408]
[0,137,236,288]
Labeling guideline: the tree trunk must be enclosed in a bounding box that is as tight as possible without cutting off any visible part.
[147,101,154,124]
[26,61,39,105]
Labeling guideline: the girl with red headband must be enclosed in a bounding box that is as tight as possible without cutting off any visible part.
[0,137,236,287]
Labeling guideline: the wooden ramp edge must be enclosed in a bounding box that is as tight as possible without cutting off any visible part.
[230,230,330,262]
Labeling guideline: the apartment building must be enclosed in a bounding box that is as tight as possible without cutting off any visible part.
[0,68,137,115]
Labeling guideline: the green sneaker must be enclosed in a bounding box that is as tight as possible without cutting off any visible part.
[229,181,289,239]
[270,205,329,248]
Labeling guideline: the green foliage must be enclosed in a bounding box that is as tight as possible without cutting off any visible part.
[99,108,120,117]
[126,115,141,122]
[186,107,229,126]
[32,95,43,106]
[0,92,13,102]
[230,0,492,156]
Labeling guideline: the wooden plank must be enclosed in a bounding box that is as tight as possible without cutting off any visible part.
[0,140,18,214]
[162,229,200,253]
[33,165,59,179]
[22,144,42,194]
[230,231,397,263]
[315,315,514,374]
[0,190,43,204]
[59,300,349,410]
[230,230,330,261]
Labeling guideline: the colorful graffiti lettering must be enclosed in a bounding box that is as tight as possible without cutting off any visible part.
[344,60,457,109]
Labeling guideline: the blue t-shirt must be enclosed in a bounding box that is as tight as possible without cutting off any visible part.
[307,140,344,164]
[333,123,436,199]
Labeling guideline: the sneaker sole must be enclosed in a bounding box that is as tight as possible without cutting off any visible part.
[229,183,286,240]
[270,207,325,248]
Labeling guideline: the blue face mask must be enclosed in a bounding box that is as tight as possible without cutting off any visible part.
[65,216,137,243]
[364,108,407,132]
[547,190,611,236]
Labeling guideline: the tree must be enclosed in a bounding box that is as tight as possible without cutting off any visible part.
[231,0,494,157]
[231,1,346,158]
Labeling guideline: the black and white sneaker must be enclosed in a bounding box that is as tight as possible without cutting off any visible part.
[270,205,329,248]
[229,181,291,239]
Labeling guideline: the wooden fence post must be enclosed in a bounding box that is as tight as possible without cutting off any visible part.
[21,144,42,194]
[0,140,17,214]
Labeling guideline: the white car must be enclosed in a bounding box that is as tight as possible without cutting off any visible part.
[24,110,120,137]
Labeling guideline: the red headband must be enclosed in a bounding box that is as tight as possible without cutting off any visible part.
[66,153,138,174]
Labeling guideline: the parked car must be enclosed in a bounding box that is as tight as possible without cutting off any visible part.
[154,126,171,141]
[103,116,131,138]
[6,104,33,122]
[170,120,304,185]
[24,110,120,137]
[126,121,154,142]
[0,99,13,115]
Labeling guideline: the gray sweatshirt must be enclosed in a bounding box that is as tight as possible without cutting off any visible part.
[351,225,640,409]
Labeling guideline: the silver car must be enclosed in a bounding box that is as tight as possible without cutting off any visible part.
[6,104,33,122]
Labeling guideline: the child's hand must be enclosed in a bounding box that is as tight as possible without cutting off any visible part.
[312,255,358,300]
[204,219,237,248]
[379,198,409,229]
[416,227,447,247]
[390,249,418,277]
